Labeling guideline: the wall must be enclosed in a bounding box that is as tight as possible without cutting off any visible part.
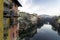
[0,0,3,40]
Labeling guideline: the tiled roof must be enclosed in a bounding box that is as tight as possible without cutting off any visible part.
[12,0,22,7]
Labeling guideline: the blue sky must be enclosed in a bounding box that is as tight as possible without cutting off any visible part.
[32,0,55,4]
[18,0,60,16]
[32,0,57,5]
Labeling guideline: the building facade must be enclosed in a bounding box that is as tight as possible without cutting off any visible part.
[0,0,3,40]
[4,0,22,40]
[4,0,11,40]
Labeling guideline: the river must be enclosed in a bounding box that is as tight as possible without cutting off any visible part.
[20,23,60,40]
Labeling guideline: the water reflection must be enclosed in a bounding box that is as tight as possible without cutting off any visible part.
[19,20,60,40]
[33,24,60,40]
[52,24,60,36]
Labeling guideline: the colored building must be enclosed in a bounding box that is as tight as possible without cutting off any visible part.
[0,0,3,40]
[4,0,11,40]
[9,0,22,40]
[4,0,22,40]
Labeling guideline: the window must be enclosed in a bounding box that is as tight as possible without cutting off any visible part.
[4,18,6,24]
[13,33,14,38]
[10,18,14,26]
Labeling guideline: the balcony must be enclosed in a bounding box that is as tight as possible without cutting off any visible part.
[4,0,10,6]
[4,24,9,30]
[4,14,11,18]
[4,0,11,9]
[4,7,11,18]
[4,6,10,13]
[10,10,19,18]
[4,30,8,40]
[10,18,18,26]
[4,8,19,18]
[3,18,10,29]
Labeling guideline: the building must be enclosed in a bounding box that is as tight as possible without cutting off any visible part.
[4,0,11,40]
[4,0,22,40]
[0,0,3,40]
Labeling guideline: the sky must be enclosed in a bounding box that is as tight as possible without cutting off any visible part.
[18,0,60,16]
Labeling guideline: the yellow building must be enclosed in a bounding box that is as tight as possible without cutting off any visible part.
[4,0,10,40]
[0,0,3,40]
[3,18,10,40]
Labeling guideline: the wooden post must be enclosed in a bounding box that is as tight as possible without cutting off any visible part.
[0,0,3,40]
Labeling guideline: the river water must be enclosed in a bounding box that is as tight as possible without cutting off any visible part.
[20,24,60,40]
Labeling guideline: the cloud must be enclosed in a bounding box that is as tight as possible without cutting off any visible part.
[18,0,60,16]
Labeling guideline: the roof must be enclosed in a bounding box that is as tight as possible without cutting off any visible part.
[12,0,22,7]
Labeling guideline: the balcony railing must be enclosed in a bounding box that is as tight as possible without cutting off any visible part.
[4,9,19,18]
[4,0,10,5]
[4,30,8,40]
[4,24,9,30]
[4,7,10,13]
[10,10,19,18]
[4,6,11,18]
[4,14,11,18]
[10,18,18,26]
